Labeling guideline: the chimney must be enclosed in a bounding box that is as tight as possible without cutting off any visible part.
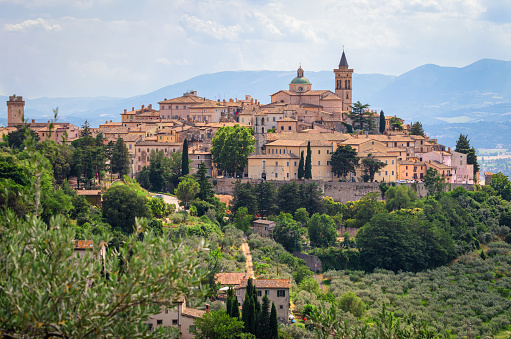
[32,119,35,123]
[448,147,451,152]
[110,120,112,123]
[132,107,134,111]
[105,120,108,124]
[142,105,145,109]
[149,104,152,109]
[124,109,127,113]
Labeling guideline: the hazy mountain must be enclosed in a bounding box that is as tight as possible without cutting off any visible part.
[1,59,511,149]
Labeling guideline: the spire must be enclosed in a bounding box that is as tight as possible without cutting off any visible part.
[339,49,348,68]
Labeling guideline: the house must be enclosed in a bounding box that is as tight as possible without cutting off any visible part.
[145,297,207,339]
[215,272,248,289]
[73,240,107,262]
[251,219,276,238]
[76,190,102,206]
[236,279,291,323]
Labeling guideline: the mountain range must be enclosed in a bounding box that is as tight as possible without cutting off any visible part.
[2,58,511,149]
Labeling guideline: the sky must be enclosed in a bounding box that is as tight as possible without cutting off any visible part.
[1,0,511,98]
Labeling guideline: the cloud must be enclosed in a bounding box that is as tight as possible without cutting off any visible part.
[180,14,242,41]
[4,18,61,32]
[156,58,190,66]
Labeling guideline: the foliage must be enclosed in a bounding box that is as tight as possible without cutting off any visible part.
[356,213,455,272]
[7,125,40,150]
[234,206,253,232]
[305,141,312,179]
[196,161,214,202]
[0,212,209,338]
[424,168,446,197]
[330,145,360,180]
[192,309,245,339]
[389,116,403,131]
[298,151,305,180]
[231,181,258,215]
[490,172,511,200]
[143,150,182,192]
[102,184,152,234]
[384,185,417,211]
[347,101,375,133]
[182,138,189,176]
[307,213,337,247]
[111,137,131,177]
[271,212,303,252]
[176,176,200,208]
[338,292,365,318]
[409,122,425,136]
[255,180,278,217]
[379,110,385,134]
[72,133,107,189]
[361,153,386,182]
[211,125,255,176]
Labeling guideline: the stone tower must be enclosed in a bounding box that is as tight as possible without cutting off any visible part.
[253,113,267,155]
[334,50,353,111]
[7,94,25,126]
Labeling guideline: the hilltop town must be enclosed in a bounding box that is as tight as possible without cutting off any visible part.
[1,51,477,186]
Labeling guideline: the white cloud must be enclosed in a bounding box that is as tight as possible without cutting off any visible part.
[180,14,242,41]
[4,18,61,32]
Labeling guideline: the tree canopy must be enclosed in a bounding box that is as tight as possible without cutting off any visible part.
[211,125,255,176]
[331,145,359,180]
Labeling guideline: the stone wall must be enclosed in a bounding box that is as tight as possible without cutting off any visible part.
[211,178,474,203]
[292,251,322,273]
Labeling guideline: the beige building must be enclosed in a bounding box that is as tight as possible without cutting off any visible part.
[159,91,217,120]
[145,298,205,339]
[134,141,183,173]
[236,279,291,323]
[189,103,227,123]
[248,139,334,180]
[251,219,276,238]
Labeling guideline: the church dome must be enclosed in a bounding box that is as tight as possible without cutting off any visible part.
[290,76,311,84]
[290,66,311,85]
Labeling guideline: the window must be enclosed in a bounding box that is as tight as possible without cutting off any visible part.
[318,161,321,166]
[265,290,269,295]
[281,126,284,130]
[287,173,289,178]
[275,173,278,178]
[406,166,408,170]
[263,160,266,167]
[385,160,388,164]
[392,171,394,175]
[288,126,291,130]
[372,141,374,145]
[129,144,132,149]
[157,320,163,325]
[257,291,262,297]
[286,161,289,166]
[318,150,321,154]
[172,319,178,325]
[294,161,297,166]
[189,325,196,332]
[275,161,278,166]
[327,150,329,154]
[273,117,276,121]
[277,290,286,297]
[385,171,388,176]
[165,308,168,314]
[279,305,284,309]
[391,160,394,164]
[176,106,178,109]
[327,161,331,165]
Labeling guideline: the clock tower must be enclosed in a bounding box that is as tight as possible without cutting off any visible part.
[334,50,353,111]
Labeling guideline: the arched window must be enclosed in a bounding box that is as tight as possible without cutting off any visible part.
[346,93,349,99]
[348,80,351,89]
[345,80,347,89]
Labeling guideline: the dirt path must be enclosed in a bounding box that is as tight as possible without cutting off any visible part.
[241,238,255,279]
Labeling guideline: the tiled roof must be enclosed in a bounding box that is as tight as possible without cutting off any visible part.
[159,95,216,105]
[74,240,94,249]
[76,190,102,196]
[426,160,452,169]
[266,139,332,147]
[239,279,291,289]
[248,153,300,159]
[321,93,341,100]
[277,117,297,122]
[181,308,206,318]
[215,272,247,286]
[135,141,182,147]
[253,219,276,225]
[398,160,425,165]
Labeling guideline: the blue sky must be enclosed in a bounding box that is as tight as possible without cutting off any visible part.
[1,0,511,98]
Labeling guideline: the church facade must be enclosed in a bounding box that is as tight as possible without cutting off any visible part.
[269,50,353,117]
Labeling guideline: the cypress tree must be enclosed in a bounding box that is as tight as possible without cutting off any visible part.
[379,110,385,134]
[270,302,278,339]
[258,295,271,339]
[298,151,305,179]
[181,138,189,176]
[242,296,252,333]
[231,297,240,319]
[305,141,312,179]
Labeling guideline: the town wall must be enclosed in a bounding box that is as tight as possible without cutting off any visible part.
[292,251,322,273]
[211,178,474,203]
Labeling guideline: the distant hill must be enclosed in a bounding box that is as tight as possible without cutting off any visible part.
[1,58,511,149]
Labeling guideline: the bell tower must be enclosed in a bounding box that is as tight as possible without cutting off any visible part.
[7,94,25,126]
[334,50,353,111]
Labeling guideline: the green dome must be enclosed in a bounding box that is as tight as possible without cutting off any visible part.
[290,76,311,84]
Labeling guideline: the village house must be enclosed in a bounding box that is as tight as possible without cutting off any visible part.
[134,140,183,173]
[251,219,276,238]
[236,279,291,323]
[158,91,217,120]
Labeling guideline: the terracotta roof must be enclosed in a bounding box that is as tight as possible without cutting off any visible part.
[216,272,247,286]
[321,93,341,100]
[76,190,102,196]
[159,95,216,105]
[181,308,206,318]
[266,132,349,143]
[277,117,297,122]
[253,219,276,225]
[74,240,94,249]
[135,141,182,147]
[248,153,300,159]
[239,279,291,289]
[426,160,453,170]
[266,139,332,147]
[398,160,425,165]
